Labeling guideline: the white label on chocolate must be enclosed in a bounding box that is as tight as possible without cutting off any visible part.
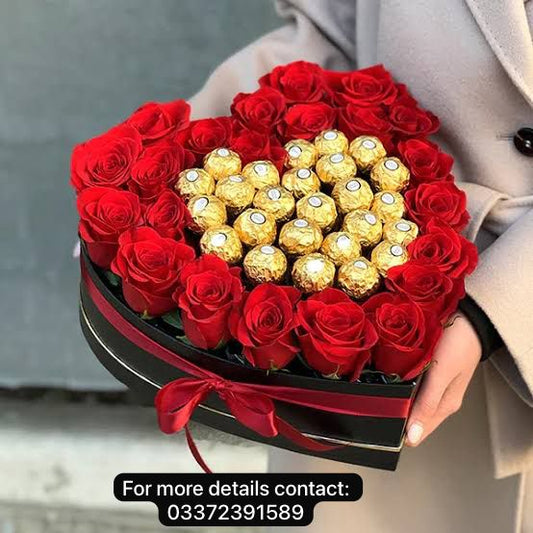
[250,212,266,225]
[384,159,399,171]
[390,245,404,257]
[362,139,377,149]
[381,192,395,205]
[396,222,411,232]
[294,219,309,228]
[217,148,230,157]
[288,146,302,158]
[186,170,199,182]
[195,197,209,210]
[229,175,243,183]
[323,130,338,140]
[353,260,368,269]
[346,179,361,192]
[330,153,344,164]
[337,235,351,248]
[211,233,227,247]
[254,163,268,175]
[308,196,322,208]
[267,188,282,201]
[297,168,311,179]
[307,258,324,273]
[261,245,275,255]
[365,213,377,225]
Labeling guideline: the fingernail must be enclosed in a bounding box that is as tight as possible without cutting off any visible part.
[407,423,423,445]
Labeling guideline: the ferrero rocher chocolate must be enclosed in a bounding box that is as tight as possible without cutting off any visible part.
[281,167,321,199]
[187,195,227,233]
[200,225,243,264]
[284,139,318,168]
[292,253,336,293]
[203,147,242,180]
[371,191,406,222]
[176,168,215,200]
[243,245,287,283]
[370,157,410,192]
[314,129,349,155]
[331,176,374,214]
[279,218,323,256]
[315,152,357,186]
[214,174,255,215]
[233,208,276,247]
[383,218,419,246]
[342,209,383,247]
[253,185,295,222]
[242,160,280,189]
[371,241,409,276]
[296,192,338,232]
[337,257,381,299]
[320,232,362,266]
[348,135,387,172]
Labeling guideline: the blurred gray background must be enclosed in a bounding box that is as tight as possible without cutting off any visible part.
[0,0,281,390]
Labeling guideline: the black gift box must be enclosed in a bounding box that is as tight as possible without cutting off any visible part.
[79,250,419,471]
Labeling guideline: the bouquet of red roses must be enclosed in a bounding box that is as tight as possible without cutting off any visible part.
[73,62,478,470]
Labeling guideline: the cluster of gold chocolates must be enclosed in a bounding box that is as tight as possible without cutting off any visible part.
[176,131,419,299]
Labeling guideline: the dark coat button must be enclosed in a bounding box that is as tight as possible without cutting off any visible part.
[513,127,533,156]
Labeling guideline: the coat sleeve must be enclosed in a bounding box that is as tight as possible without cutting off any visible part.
[188,0,356,119]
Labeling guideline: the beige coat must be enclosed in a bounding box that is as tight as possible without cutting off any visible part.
[189,0,533,530]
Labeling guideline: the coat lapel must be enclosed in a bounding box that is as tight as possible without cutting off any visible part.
[465,0,533,106]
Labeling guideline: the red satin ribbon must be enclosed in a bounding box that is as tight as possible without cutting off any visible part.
[81,260,412,469]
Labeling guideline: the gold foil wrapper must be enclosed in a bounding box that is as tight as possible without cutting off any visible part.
[371,191,406,222]
[284,139,318,168]
[337,257,381,299]
[331,176,374,214]
[342,209,383,247]
[348,135,387,172]
[233,208,277,247]
[296,192,338,232]
[371,240,409,276]
[253,185,295,223]
[203,147,242,180]
[315,152,357,186]
[175,168,215,200]
[200,225,243,264]
[314,129,349,156]
[320,232,362,267]
[281,167,321,199]
[187,195,227,233]
[370,157,410,192]
[279,218,323,256]
[242,160,280,189]
[383,218,419,246]
[215,174,255,215]
[291,253,336,294]
[243,245,287,284]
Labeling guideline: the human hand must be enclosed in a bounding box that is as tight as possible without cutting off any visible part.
[405,312,482,446]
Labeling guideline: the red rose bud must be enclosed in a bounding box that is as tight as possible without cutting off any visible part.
[388,97,440,138]
[174,255,243,350]
[296,288,378,380]
[229,284,301,370]
[111,227,195,316]
[277,102,337,143]
[145,190,191,240]
[363,292,442,380]
[126,99,190,142]
[70,124,142,192]
[230,126,286,171]
[231,87,286,132]
[77,186,143,268]
[398,138,453,184]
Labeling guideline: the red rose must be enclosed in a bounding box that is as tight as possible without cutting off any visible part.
[278,102,336,142]
[229,284,300,370]
[388,98,440,138]
[230,126,286,171]
[175,117,233,165]
[405,181,470,231]
[129,140,194,202]
[145,190,191,239]
[111,227,195,316]
[259,61,332,103]
[126,100,190,142]
[408,219,478,279]
[174,255,243,349]
[231,87,286,132]
[325,65,397,107]
[363,292,441,380]
[296,288,378,379]
[386,263,465,322]
[398,138,453,184]
[70,124,142,192]
[77,186,143,268]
